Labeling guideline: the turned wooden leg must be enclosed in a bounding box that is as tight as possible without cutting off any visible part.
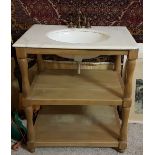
[118,107,130,152]
[16,49,36,152]
[118,50,138,152]
[25,106,35,153]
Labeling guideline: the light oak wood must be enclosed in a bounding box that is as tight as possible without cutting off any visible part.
[117,73,124,120]
[118,107,130,151]
[114,55,122,121]
[128,49,138,59]
[118,50,138,151]
[114,55,121,74]
[16,47,128,57]
[18,58,41,113]
[34,105,120,147]
[18,58,30,97]
[114,55,122,119]
[16,48,27,59]
[124,59,136,98]
[123,59,137,107]
[24,106,35,153]
[15,47,138,152]
[43,60,114,70]
[23,70,123,106]
[37,54,44,71]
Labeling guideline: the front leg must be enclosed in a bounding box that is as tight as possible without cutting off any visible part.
[24,106,35,153]
[118,50,138,152]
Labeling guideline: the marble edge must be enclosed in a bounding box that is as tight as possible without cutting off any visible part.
[12,24,138,50]
[12,44,138,50]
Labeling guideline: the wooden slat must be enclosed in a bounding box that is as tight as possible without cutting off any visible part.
[24,70,123,106]
[34,105,120,147]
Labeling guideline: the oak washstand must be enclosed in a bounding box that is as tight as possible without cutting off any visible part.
[13,24,138,153]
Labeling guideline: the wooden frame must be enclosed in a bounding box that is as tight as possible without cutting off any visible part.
[16,47,138,153]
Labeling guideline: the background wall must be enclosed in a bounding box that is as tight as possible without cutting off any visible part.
[12,0,143,43]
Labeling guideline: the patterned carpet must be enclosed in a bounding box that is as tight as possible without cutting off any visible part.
[11,123,143,155]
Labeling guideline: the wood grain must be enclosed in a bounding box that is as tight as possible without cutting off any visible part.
[15,47,138,152]
[118,49,137,151]
[37,54,44,71]
[23,69,123,106]
[118,107,130,151]
[114,55,121,74]
[18,48,128,56]
[34,105,120,147]
[24,106,35,152]
[18,59,30,97]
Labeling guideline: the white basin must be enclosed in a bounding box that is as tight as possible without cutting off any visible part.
[46,29,109,61]
[47,29,109,44]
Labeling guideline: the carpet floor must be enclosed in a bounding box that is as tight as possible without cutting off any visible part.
[11,123,142,155]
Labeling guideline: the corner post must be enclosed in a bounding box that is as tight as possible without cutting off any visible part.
[24,106,35,152]
[118,49,138,152]
[16,48,35,152]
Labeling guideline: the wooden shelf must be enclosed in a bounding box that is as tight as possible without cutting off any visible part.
[16,47,138,152]
[34,105,121,147]
[25,69,123,106]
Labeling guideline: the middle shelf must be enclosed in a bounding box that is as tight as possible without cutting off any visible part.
[25,69,124,106]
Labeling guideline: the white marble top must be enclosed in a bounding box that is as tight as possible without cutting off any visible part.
[13,24,138,50]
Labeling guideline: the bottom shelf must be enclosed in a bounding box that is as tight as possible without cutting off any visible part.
[34,105,121,147]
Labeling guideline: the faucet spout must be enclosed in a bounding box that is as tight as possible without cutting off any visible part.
[76,10,82,28]
[68,10,91,28]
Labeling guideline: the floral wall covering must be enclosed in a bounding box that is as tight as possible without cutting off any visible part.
[12,0,143,61]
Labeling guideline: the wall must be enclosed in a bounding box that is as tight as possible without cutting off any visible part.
[12,0,143,42]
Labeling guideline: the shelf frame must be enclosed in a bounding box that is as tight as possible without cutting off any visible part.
[16,47,138,153]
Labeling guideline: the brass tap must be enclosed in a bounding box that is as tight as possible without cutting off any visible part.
[68,10,91,28]
[76,10,82,28]
[83,16,87,27]
[85,17,91,28]
[77,16,82,28]
[68,17,74,28]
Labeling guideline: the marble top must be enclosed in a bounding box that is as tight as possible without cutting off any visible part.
[13,24,138,50]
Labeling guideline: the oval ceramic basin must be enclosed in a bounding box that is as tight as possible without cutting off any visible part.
[46,29,109,61]
[47,29,109,44]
